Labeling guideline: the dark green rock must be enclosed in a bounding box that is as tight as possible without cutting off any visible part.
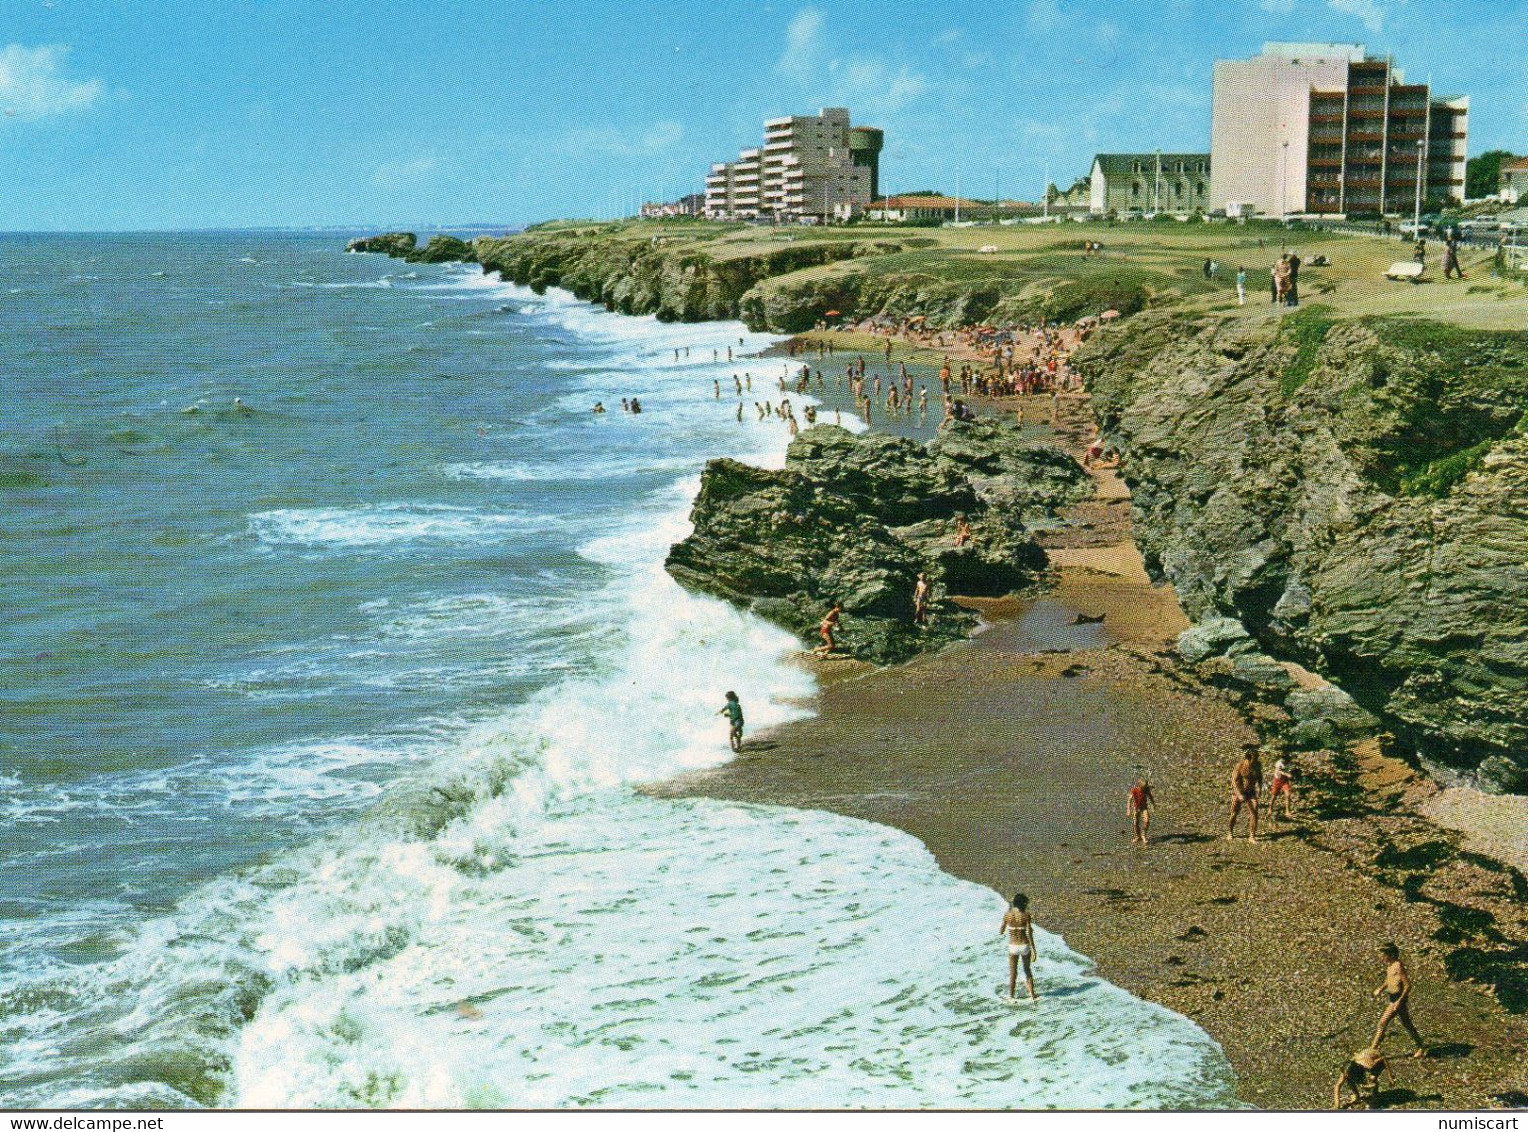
[1077,311,1528,785]
[405,235,476,264]
[347,232,417,256]
[666,420,1083,664]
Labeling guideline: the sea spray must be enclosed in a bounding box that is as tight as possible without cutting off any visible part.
[0,238,1236,1109]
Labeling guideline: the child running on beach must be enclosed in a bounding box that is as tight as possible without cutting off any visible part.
[1268,755,1296,823]
[1127,777,1155,844]
[716,691,745,753]
[1001,893,1039,1001]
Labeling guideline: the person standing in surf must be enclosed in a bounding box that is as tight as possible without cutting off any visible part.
[716,691,745,754]
[1001,893,1039,1000]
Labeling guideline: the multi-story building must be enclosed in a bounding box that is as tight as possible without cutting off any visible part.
[1210,42,1468,218]
[706,108,879,222]
[705,148,762,219]
[1088,154,1211,215]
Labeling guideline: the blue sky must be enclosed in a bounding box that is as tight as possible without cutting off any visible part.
[1,0,1521,230]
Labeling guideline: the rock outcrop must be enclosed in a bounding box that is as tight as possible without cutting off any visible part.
[1077,310,1528,787]
[665,421,1088,664]
[347,232,417,256]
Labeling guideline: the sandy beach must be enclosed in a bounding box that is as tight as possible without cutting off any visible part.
[649,329,1528,1110]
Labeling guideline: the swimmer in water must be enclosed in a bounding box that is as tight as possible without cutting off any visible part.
[593,402,606,413]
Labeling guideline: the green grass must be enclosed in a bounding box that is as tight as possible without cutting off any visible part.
[1397,419,1523,498]
[1278,304,1338,396]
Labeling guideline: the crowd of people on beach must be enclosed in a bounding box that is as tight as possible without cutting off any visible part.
[702,317,1445,1104]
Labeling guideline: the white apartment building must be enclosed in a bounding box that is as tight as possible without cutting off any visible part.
[705,148,762,219]
[706,108,879,222]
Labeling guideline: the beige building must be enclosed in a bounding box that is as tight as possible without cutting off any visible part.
[1211,42,1468,218]
[706,108,880,222]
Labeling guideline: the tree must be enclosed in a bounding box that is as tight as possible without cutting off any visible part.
[1466,150,1518,201]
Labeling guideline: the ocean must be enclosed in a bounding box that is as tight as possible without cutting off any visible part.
[0,232,1238,1108]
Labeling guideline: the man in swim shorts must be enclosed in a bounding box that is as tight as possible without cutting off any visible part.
[1227,748,1263,843]
[1372,943,1427,1057]
[1001,893,1039,1000]
[716,691,744,754]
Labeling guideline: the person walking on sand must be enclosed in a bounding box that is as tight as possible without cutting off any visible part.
[912,572,931,626]
[1127,777,1155,844]
[1227,748,1263,843]
[1001,893,1039,1001]
[814,602,843,657]
[1236,266,1247,306]
[1268,754,1296,823]
[717,690,745,754]
[1333,1047,1394,1109]
[1372,943,1427,1057]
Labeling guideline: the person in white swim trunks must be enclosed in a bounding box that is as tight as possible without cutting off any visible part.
[1001,892,1039,1000]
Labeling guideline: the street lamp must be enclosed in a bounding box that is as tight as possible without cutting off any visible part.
[1413,138,1426,235]
[1279,139,1289,222]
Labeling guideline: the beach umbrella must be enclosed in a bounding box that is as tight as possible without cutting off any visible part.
[824,310,840,317]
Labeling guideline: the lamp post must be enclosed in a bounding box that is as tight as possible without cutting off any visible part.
[1413,138,1425,235]
[1279,139,1289,222]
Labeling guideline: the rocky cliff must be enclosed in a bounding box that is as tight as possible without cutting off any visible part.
[348,227,1145,333]
[1075,310,1528,790]
[665,420,1089,664]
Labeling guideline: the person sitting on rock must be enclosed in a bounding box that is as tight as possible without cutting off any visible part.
[953,516,972,548]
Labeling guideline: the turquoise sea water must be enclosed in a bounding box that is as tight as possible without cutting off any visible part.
[0,232,1239,1108]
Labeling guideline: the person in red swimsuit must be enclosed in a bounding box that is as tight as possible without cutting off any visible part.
[814,601,843,657]
[1127,777,1155,844]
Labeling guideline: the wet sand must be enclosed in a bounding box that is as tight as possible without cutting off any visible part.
[656,330,1527,1109]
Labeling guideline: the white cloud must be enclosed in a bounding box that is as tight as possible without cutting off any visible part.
[372,154,439,188]
[936,28,963,45]
[0,44,103,121]
[557,120,685,159]
[1259,0,1296,12]
[1329,0,1386,33]
[1026,0,1063,34]
[775,8,825,79]
[772,8,928,118]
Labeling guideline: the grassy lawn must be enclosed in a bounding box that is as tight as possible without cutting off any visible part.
[580,218,1525,331]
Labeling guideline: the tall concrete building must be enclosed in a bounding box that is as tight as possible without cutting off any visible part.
[706,108,878,222]
[1210,43,1468,218]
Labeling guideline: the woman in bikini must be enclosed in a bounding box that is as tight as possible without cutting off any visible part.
[1000,893,1039,1000]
